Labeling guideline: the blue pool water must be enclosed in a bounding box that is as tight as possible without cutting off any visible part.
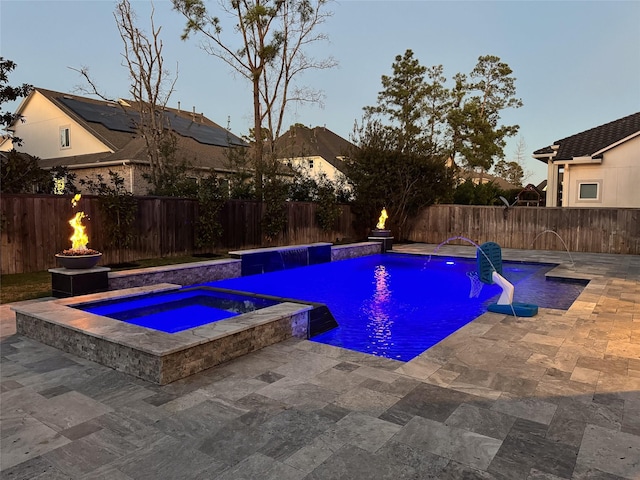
[75,289,279,333]
[203,253,586,361]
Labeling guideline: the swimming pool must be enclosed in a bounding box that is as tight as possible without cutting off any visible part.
[203,253,586,361]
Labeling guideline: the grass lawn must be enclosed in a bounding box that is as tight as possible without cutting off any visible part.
[0,254,225,305]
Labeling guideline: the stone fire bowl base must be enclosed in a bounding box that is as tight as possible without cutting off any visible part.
[55,253,103,269]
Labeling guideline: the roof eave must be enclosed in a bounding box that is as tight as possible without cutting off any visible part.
[591,130,640,158]
[532,150,557,164]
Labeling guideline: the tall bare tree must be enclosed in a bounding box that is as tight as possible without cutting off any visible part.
[172,0,336,196]
[493,135,532,186]
[73,0,178,189]
[116,0,178,188]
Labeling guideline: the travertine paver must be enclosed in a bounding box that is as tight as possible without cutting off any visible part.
[1,244,639,479]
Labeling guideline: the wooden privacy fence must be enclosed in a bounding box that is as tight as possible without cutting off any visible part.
[1,194,356,274]
[408,205,640,255]
[4,195,638,274]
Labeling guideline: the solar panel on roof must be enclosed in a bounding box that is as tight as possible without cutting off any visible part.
[165,113,247,147]
[58,97,248,148]
[59,97,138,133]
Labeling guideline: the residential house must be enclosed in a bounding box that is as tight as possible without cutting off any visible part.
[0,88,248,194]
[533,112,640,207]
[274,124,354,183]
[462,166,518,191]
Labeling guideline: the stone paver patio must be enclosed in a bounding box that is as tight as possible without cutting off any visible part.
[1,244,639,479]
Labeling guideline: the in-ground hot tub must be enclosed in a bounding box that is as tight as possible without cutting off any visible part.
[12,284,316,384]
[73,287,282,333]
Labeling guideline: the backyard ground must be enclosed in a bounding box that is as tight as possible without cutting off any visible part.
[0,244,639,479]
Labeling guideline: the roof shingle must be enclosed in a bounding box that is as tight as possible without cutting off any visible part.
[533,112,640,160]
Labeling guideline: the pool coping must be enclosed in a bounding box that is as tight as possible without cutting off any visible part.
[12,284,314,384]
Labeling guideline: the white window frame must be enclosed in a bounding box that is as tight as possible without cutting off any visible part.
[59,125,71,149]
[576,180,601,203]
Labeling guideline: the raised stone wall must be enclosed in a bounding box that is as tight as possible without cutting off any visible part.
[331,242,382,261]
[108,258,241,290]
[13,289,312,384]
[108,244,381,291]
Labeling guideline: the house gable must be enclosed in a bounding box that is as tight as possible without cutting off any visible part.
[533,112,640,162]
[1,90,113,159]
[275,125,356,181]
[2,88,250,194]
[533,112,640,207]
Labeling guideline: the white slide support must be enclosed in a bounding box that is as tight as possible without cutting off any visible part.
[492,271,514,305]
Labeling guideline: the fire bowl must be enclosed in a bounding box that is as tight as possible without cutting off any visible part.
[55,253,103,269]
[370,229,392,238]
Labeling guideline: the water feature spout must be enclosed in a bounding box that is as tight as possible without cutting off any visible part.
[430,236,503,294]
[431,236,492,266]
[529,230,575,268]
[279,247,309,270]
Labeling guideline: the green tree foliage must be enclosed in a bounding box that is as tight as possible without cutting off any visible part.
[225,143,256,200]
[314,172,341,232]
[448,55,522,170]
[1,152,80,194]
[346,120,452,240]
[50,166,79,195]
[364,49,429,152]
[288,164,317,202]
[495,135,531,186]
[287,166,344,231]
[1,151,50,193]
[348,50,522,229]
[80,171,138,257]
[493,159,524,187]
[0,58,46,193]
[452,179,505,205]
[145,160,199,198]
[0,58,32,146]
[260,162,290,243]
[195,174,228,251]
[423,64,450,151]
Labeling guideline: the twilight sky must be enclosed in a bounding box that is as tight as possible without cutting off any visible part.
[2,0,639,184]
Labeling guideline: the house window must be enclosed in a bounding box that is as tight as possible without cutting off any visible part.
[578,182,598,200]
[60,126,70,149]
[576,180,601,203]
[308,159,314,169]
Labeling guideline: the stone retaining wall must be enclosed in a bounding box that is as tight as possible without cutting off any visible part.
[331,242,382,261]
[13,286,312,384]
[107,243,382,291]
[108,259,241,290]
